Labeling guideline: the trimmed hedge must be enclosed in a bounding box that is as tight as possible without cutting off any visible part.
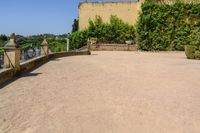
[136,0,200,51]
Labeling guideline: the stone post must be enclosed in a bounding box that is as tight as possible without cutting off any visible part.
[4,33,20,70]
[87,39,91,55]
[125,40,133,51]
[66,38,69,52]
[127,44,130,51]
[40,36,49,58]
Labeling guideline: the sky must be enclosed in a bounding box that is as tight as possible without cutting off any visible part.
[0,0,135,36]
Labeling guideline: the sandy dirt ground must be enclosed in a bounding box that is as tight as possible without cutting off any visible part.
[0,51,200,133]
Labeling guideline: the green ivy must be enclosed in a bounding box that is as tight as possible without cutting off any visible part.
[136,0,200,51]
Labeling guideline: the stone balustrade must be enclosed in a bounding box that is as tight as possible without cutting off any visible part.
[0,33,91,84]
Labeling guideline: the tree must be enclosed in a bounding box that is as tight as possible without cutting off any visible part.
[72,19,79,33]
[0,34,8,41]
[0,34,8,47]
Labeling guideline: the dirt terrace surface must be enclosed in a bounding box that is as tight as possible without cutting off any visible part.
[0,51,200,133]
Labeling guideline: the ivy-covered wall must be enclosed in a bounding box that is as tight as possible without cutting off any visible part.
[136,1,200,51]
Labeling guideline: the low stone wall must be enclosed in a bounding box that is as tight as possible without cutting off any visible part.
[0,51,90,84]
[49,51,90,59]
[0,68,15,85]
[20,56,48,74]
[91,43,137,51]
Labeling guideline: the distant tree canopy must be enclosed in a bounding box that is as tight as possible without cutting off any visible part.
[0,35,8,41]
[0,34,69,53]
[72,19,79,33]
[0,34,8,47]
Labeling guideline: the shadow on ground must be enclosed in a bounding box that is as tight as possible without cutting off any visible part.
[22,72,42,77]
[0,72,42,89]
[0,59,48,89]
[50,58,61,61]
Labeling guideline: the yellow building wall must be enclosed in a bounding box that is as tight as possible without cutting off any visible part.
[78,2,141,30]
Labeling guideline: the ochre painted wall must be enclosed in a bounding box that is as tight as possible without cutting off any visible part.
[78,2,141,30]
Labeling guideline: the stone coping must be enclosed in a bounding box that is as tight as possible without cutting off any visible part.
[0,68,13,74]
[20,55,46,65]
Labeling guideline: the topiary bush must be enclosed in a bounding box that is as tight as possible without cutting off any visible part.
[185,45,197,59]
[136,0,200,51]
[194,50,200,59]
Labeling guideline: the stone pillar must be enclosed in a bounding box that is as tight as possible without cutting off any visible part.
[4,33,20,70]
[125,40,133,51]
[40,36,49,58]
[66,38,69,52]
[87,39,91,55]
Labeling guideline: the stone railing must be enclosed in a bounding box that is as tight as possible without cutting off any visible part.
[0,33,91,84]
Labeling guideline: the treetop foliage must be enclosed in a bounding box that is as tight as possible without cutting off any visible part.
[69,15,135,49]
[0,34,68,53]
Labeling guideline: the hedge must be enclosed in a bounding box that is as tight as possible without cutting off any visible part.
[69,30,88,49]
[69,16,135,49]
[136,0,200,51]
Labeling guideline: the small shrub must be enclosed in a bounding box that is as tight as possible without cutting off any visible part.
[69,30,88,49]
[185,45,197,59]
[0,47,4,54]
[48,39,67,52]
[194,51,200,59]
